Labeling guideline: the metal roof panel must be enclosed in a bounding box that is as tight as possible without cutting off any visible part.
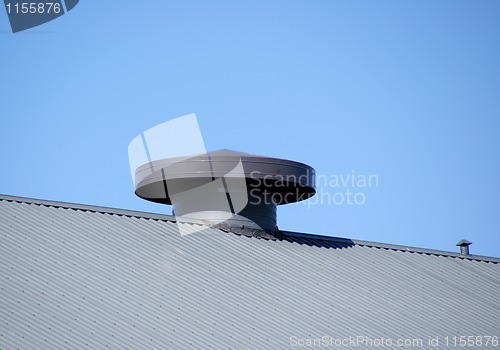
[1,194,499,349]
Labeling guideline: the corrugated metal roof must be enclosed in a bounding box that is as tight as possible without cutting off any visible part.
[1,194,499,349]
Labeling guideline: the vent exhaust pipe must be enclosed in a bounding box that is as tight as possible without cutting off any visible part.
[456,239,472,255]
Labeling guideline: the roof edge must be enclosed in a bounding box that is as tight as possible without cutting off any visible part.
[1,193,499,263]
[282,230,500,263]
[0,193,203,225]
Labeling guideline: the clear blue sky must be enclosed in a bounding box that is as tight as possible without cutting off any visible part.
[1,1,499,257]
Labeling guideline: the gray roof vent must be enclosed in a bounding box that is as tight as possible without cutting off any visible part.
[456,239,472,255]
[133,149,316,238]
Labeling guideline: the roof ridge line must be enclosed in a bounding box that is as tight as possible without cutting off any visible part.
[282,230,500,263]
[0,193,204,225]
[2,193,499,263]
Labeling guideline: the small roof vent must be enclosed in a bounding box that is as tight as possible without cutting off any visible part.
[133,149,316,238]
[456,239,472,255]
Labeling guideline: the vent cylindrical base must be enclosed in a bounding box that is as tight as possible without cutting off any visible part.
[172,186,277,235]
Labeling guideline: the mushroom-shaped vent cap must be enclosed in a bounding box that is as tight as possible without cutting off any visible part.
[456,239,472,247]
[134,149,316,205]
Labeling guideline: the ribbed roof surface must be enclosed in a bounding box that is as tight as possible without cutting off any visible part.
[1,194,499,349]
